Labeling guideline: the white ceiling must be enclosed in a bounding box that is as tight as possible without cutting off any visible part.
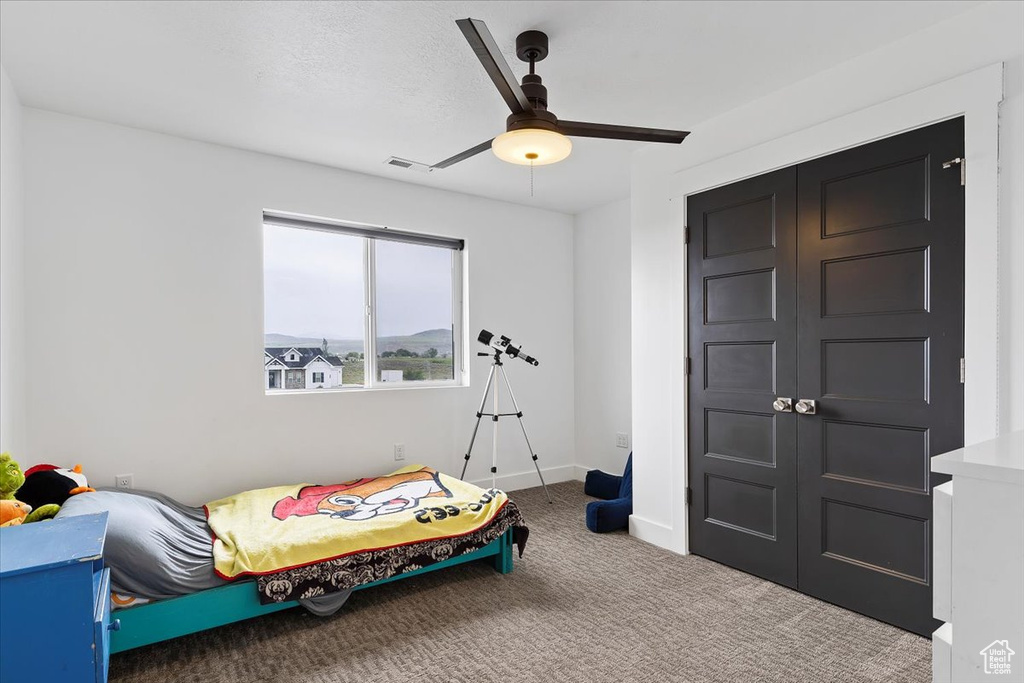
[0,1,981,214]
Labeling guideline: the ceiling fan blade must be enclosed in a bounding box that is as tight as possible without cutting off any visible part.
[432,139,494,169]
[558,120,690,144]
[456,18,534,115]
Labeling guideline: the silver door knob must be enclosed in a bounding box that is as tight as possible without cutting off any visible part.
[773,397,793,413]
[795,399,817,415]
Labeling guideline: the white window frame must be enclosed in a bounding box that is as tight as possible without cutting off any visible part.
[264,211,466,394]
[362,239,465,390]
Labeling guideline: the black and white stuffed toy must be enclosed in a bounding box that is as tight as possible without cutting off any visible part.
[16,463,95,514]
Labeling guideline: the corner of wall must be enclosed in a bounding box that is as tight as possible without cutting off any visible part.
[0,63,27,457]
[572,198,633,476]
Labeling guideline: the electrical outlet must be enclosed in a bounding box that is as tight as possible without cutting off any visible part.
[394,443,405,461]
[115,473,134,490]
[615,433,630,449]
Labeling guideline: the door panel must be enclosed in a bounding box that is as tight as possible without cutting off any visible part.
[705,409,775,466]
[704,195,777,257]
[687,168,798,588]
[820,338,929,403]
[705,475,777,538]
[821,248,928,316]
[820,156,929,236]
[796,117,964,636]
[705,341,776,393]
[705,269,775,323]
[820,499,929,581]
[821,421,930,492]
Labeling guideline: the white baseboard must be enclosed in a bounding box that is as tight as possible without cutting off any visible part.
[474,463,677,553]
[469,464,577,492]
[628,514,675,551]
[479,466,678,552]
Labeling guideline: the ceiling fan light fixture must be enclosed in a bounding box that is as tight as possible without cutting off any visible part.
[491,128,572,166]
[412,20,688,172]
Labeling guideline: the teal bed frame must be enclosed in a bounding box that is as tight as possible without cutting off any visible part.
[110,530,515,653]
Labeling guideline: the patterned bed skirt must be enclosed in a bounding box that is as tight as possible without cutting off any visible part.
[254,499,528,604]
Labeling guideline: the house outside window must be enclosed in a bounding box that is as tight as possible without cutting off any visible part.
[263,212,465,392]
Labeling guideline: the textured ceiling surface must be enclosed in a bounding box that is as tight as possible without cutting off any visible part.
[0,1,980,213]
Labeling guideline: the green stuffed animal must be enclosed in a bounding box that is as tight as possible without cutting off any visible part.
[0,453,60,522]
[0,453,24,500]
[23,504,60,523]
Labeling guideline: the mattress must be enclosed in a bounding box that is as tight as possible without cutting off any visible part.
[56,488,351,615]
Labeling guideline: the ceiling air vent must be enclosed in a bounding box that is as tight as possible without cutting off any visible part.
[384,157,433,173]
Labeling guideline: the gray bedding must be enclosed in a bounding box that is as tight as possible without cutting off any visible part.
[57,488,350,615]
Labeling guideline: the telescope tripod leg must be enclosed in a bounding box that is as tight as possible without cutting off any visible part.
[498,365,552,504]
[461,364,496,481]
[491,358,499,491]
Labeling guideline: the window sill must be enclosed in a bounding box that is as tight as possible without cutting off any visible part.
[265,381,469,396]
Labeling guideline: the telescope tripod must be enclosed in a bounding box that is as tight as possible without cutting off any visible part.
[461,350,552,503]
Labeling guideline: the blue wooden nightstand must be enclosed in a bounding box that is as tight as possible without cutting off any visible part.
[0,512,114,682]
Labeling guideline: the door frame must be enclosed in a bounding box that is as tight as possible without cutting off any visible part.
[667,63,1003,556]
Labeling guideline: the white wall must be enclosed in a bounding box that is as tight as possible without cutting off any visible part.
[0,64,26,457]
[629,0,1024,551]
[573,198,631,476]
[22,110,575,504]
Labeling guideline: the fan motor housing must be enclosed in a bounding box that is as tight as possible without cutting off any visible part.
[506,108,559,134]
[515,30,548,63]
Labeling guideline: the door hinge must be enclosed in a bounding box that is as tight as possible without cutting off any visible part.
[684,226,691,244]
[685,487,693,505]
[959,357,965,384]
[942,157,966,186]
[685,357,692,375]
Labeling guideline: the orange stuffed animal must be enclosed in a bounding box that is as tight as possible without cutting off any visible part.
[0,499,32,527]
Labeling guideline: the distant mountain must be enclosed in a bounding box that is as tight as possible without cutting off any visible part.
[265,329,453,356]
[264,333,326,347]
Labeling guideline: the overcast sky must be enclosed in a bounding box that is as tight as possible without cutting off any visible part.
[263,225,453,339]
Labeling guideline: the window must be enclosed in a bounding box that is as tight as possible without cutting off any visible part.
[263,212,463,391]
[374,240,456,383]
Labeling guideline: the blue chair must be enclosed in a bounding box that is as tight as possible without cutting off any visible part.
[584,453,632,533]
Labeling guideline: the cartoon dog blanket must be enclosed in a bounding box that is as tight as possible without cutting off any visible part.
[205,465,512,579]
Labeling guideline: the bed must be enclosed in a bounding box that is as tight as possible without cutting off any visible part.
[56,465,527,653]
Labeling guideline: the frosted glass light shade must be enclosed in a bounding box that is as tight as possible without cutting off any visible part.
[491,128,572,165]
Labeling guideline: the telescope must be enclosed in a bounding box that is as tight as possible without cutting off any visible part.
[477,329,539,366]
[464,329,550,502]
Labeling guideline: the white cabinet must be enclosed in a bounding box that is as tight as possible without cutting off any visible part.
[933,481,953,624]
[932,622,952,683]
[931,431,1023,683]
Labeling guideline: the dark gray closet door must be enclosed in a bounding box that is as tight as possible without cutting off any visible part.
[795,117,965,636]
[686,168,799,588]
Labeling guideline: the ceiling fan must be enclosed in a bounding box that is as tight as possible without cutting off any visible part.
[390,18,690,171]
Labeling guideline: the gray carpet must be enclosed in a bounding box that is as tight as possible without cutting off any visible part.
[110,481,930,683]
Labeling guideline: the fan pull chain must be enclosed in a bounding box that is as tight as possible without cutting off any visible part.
[530,159,534,198]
